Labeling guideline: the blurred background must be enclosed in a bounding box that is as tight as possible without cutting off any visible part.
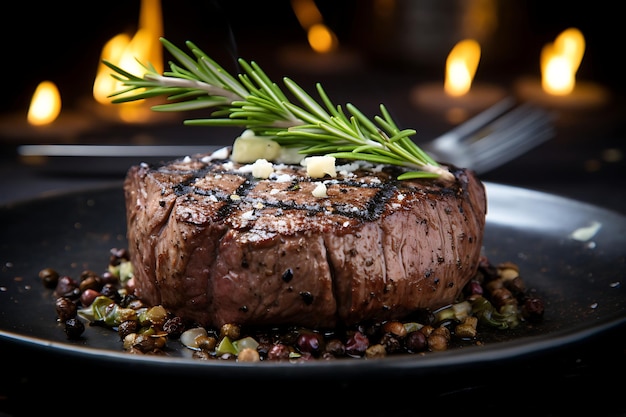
[0,0,622,112]
[1,0,623,209]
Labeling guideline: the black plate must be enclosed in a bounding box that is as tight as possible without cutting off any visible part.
[1,182,625,381]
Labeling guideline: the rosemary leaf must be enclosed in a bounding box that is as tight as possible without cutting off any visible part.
[283,78,333,123]
[103,37,454,181]
[152,100,227,112]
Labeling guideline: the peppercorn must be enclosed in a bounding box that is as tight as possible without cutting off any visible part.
[54,275,80,300]
[100,270,119,286]
[267,343,291,360]
[79,269,97,280]
[296,331,324,355]
[256,342,272,359]
[522,297,545,323]
[99,283,121,303]
[427,333,448,351]
[504,276,527,298]
[420,324,435,338]
[109,248,130,265]
[118,320,139,339]
[64,317,85,339]
[380,333,403,353]
[238,347,261,362]
[432,325,451,341]
[324,338,346,357]
[163,316,185,337]
[143,305,168,326]
[404,330,427,352]
[80,288,101,307]
[427,326,451,351]
[220,323,241,340]
[383,320,407,338]
[345,331,369,357]
[152,333,168,350]
[365,343,387,358]
[55,297,77,322]
[455,316,478,339]
[125,333,157,353]
[39,268,59,289]
[79,275,102,293]
[490,287,517,309]
[464,279,484,297]
[196,335,217,351]
[497,262,520,281]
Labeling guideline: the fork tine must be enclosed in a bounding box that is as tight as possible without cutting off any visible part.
[465,104,553,153]
[436,97,517,142]
[471,108,553,155]
[419,97,518,166]
[467,108,555,173]
[470,125,554,174]
[418,97,556,173]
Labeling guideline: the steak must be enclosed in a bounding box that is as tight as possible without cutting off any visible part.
[123,150,487,329]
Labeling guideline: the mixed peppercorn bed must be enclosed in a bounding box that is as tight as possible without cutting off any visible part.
[39,247,545,362]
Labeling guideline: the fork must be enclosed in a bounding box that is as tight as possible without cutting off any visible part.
[418,97,555,174]
[17,97,554,175]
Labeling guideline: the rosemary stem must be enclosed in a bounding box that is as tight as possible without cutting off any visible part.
[420,164,455,181]
[146,74,242,102]
[103,37,455,182]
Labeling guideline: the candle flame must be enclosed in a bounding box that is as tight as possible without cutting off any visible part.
[307,23,338,53]
[541,27,585,96]
[92,0,163,122]
[444,39,481,97]
[291,0,338,54]
[93,33,132,105]
[27,81,61,126]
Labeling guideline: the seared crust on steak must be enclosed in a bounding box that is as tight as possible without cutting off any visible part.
[124,150,487,329]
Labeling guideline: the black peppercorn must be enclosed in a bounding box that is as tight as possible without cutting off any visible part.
[64,317,85,339]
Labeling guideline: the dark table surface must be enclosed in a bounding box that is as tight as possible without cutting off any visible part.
[1,64,625,416]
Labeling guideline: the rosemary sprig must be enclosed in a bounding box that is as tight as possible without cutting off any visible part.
[104,37,454,181]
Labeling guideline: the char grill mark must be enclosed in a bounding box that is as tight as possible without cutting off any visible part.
[166,160,405,223]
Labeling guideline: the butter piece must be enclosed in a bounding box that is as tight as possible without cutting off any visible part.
[251,159,274,179]
[303,155,337,178]
[312,182,328,198]
[231,130,281,163]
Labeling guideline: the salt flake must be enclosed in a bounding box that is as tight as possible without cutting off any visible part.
[569,221,602,242]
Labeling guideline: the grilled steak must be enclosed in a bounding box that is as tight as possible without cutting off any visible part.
[123,150,487,329]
